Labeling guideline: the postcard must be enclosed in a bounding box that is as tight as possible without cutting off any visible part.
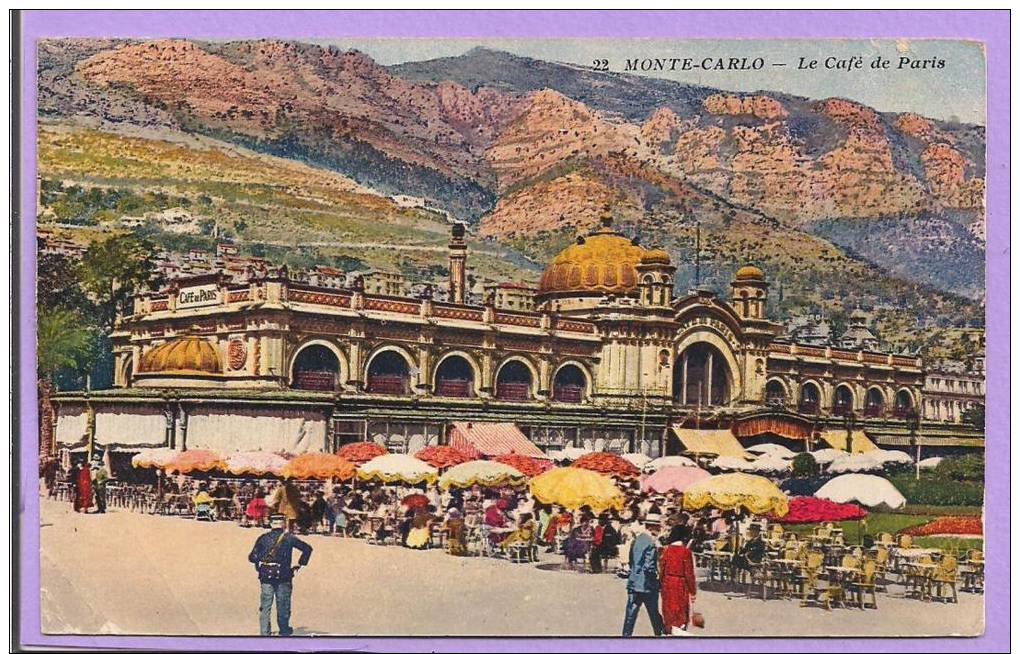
[12,9,1009,652]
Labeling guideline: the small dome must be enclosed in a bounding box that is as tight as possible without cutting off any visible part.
[139,336,222,375]
[640,248,672,265]
[537,221,647,297]
[735,264,765,281]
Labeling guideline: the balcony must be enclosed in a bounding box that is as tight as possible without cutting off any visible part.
[553,385,584,403]
[832,404,850,417]
[863,405,882,418]
[798,400,819,415]
[291,370,337,392]
[366,374,407,395]
[495,382,531,402]
[435,378,472,398]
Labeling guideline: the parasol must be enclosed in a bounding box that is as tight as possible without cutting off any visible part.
[746,443,798,459]
[747,454,792,475]
[808,448,844,464]
[918,456,943,470]
[401,493,430,509]
[164,449,224,474]
[414,445,477,470]
[827,453,884,474]
[865,449,914,466]
[222,451,289,476]
[131,448,178,469]
[358,454,438,485]
[571,452,641,479]
[815,474,907,510]
[336,441,387,464]
[438,460,527,489]
[682,472,789,517]
[642,456,698,472]
[548,447,593,462]
[281,452,356,480]
[640,466,711,494]
[621,452,652,468]
[528,467,625,513]
[709,455,757,472]
[492,454,554,478]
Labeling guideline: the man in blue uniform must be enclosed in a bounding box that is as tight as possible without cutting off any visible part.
[622,517,664,637]
[248,513,313,636]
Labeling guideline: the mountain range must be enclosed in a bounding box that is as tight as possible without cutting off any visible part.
[36,38,986,352]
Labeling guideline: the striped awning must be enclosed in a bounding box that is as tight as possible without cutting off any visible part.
[821,429,878,453]
[672,428,753,460]
[449,422,548,459]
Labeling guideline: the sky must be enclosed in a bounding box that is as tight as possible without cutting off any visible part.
[309,38,986,125]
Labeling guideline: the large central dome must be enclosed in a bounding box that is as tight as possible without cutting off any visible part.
[537,217,648,298]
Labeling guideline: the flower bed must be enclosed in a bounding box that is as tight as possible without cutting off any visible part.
[899,516,982,537]
[771,496,868,524]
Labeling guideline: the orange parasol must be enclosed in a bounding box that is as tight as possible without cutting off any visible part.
[414,445,477,470]
[337,441,387,464]
[571,451,640,479]
[493,453,554,478]
[281,452,356,480]
[164,449,224,474]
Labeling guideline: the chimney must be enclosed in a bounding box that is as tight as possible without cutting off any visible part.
[448,222,467,304]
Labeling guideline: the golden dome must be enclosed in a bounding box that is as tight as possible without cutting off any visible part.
[139,336,222,375]
[735,264,765,281]
[640,248,672,265]
[538,225,646,297]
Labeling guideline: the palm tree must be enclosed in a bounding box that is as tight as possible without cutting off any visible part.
[37,307,94,383]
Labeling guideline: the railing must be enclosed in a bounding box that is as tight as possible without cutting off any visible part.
[433,304,485,321]
[553,385,584,403]
[832,404,850,417]
[290,289,351,308]
[798,400,819,414]
[495,382,531,401]
[291,370,337,391]
[494,311,542,328]
[150,299,169,312]
[366,374,408,395]
[227,289,251,303]
[435,378,472,398]
[863,405,882,418]
[365,297,420,315]
[892,406,910,419]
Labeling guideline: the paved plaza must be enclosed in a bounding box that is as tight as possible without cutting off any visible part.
[39,499,983,637]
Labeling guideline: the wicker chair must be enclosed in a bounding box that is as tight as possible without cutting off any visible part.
[930,555,959,603]
[960,549,984,593]
[848,559,879,609]
[876,532,895,547]
[794,551,829,609]
[904,554,934,600]
[897,534,914,549]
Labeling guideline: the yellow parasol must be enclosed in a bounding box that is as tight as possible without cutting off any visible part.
[682,471,789,517]
[528,467,625,513]
[439,460,527,489]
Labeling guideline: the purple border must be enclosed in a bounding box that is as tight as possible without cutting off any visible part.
[17,10,1009,652]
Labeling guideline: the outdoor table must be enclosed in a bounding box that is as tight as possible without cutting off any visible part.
[902,561,938,600]
[825,566,861,607]
[702,550,733,583]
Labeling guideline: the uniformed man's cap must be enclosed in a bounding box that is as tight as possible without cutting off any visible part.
[269,513,285,525]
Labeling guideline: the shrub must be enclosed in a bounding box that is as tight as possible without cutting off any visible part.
[889,474,984,506]
[791,452,817,478]
[934,453,984,482]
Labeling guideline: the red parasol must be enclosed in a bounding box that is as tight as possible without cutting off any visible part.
[571,451,640,480]
[337,441,387,464]
[400,493,430,509]
[414,445,477,470]
[493,453,554,478]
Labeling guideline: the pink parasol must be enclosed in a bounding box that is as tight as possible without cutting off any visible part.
[640,466,711,494]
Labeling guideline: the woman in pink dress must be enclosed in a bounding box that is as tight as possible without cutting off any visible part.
[659,525,698,635]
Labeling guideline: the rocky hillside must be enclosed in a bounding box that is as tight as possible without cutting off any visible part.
[36,38,986,339]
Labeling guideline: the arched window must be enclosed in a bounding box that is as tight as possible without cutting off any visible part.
[894,389,914,418]
[553,364,587,403]
[495,360,533,401]
[798,382,821,414]
[865,387,885,417]
[434,355,474,398]
[673,343,731,406]
[833,385,854,416]
[291,344,340,391]
[765,380,786,407]
[366,350,411,395]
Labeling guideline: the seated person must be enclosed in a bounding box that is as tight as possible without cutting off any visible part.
[500,512,536,551]
[731,524,767,580]
[444,509,469,556]
[244,489,270,528]
[193,484,215,519]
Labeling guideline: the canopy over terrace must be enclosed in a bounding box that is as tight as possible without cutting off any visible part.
[448,422,548,460]
[672,428,753,460]
[820,429,879,454]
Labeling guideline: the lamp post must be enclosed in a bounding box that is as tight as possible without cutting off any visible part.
[842,410,857,454]
[906,408,921,481]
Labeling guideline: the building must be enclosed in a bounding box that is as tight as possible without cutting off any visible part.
[922,360,985,424]
[48,216,982,462]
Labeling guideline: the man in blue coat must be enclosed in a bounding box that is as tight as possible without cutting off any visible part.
[622,517,664,637]
[248,513,313,636]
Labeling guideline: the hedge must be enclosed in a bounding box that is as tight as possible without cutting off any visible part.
[889,474,984,506]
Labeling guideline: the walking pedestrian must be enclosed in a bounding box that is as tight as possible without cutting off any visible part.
[660,525,697,635]
[73,460,93,513]
[248,513,313,636]
[91,462,109,514]
[622,518,664,637]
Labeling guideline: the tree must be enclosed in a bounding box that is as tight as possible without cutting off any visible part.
[37,307,95,384]
[80,234,157,331]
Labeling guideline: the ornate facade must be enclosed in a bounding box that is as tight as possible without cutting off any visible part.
[50,218,982,459]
